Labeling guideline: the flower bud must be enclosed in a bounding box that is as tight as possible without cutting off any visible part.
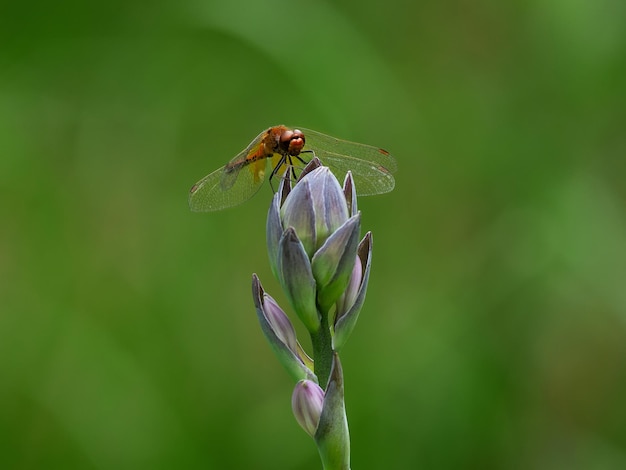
[336,254,362,318]
[343,171,358,217]
[280,179,317,258]
[252,274,317,383]
[333,232,372,352]
[266,191,283,280]
[278,228,320,333]
[311,213,361,313]
[306,166,349,250]
[292,380,325,437]
[262,293,298,354]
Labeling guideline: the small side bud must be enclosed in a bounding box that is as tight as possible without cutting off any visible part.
[262,293,298,355]
[343,171,358,217]
[292,380,325,438]
[333,232,373,352]
[266,192,283,280]
[252,274,317,383]
[336,255,362,319]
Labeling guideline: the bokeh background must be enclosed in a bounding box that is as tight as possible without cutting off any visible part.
[1,0,625,468]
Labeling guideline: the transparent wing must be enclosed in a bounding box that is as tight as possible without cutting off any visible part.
[223,129,268,170]
[318,153,395,196]
[189,130,271,212]
[297,127,397,196]
[188,161,269,212]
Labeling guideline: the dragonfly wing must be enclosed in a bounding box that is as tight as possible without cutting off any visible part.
[298,127,397,196]
[219,163,242,191]
[189,129,273,212]
[219,130,269,190]
[319,153,395,196]
[189,160,268,212]
[299,127,397,174]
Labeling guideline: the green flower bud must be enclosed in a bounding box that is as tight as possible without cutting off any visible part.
[278,228,320,333]
[311,214,361,313]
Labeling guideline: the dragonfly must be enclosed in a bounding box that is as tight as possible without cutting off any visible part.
[189,125,397,212]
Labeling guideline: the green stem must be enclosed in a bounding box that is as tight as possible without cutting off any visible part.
[310,310,333,387]
[315,353,350,470]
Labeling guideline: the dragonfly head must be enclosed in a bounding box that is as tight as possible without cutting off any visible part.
[279,128,305,156]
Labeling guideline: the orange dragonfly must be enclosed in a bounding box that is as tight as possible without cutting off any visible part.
[189,125,397,212]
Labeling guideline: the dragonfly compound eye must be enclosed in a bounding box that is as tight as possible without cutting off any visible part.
[280,129,305,156]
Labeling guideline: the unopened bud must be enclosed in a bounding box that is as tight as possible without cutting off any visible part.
[292,380,325,437]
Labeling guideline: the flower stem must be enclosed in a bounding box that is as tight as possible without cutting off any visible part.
[310,309,333,387]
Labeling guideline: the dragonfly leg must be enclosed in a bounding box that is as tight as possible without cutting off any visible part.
[268,154,288,193]
[298,149,315,165]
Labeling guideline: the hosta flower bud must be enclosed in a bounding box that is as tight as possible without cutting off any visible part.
[252,274,317,383]
[280,178,317,257]
[266,159,364,334]
[262,292,298,354]
[333,232,373,351]
[336,255,362,320]
[343,171,358,217]
[305,166,350,249]
[278,227,320,333]
[311,213,361,313]
[292,380,325,437]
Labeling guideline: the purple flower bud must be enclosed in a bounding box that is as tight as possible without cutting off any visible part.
[262,293,298,355]
[333,232,372,351]
[336,254,362,317]
[266,191,283,280]
[252,274,317,383]
[343,171,358,217]
[292,380,325,437]
[280,179,317,258]
[306,166,349,250]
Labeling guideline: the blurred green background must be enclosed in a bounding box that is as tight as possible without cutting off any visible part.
[1,0,625,468]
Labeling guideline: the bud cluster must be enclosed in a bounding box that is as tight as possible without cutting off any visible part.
[252,158,374,469]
